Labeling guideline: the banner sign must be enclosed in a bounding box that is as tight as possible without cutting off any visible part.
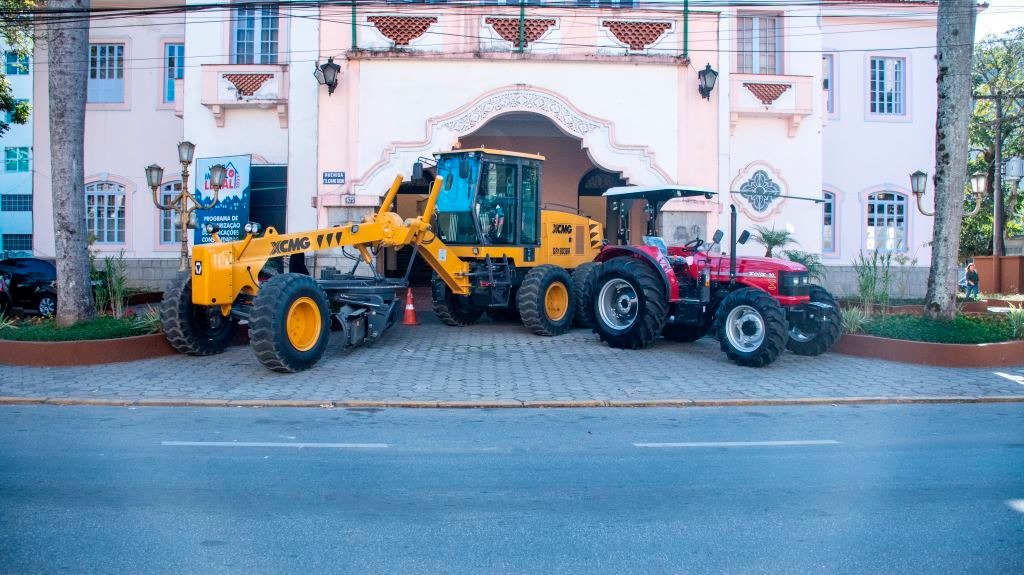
[193,155,251,244]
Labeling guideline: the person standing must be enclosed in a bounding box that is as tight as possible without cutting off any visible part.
[965,262,980,300]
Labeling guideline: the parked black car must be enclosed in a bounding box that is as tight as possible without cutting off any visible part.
[0,257,58,316]
[0,274,11,318]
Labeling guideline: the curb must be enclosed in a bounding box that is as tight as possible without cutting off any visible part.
[1,396,1023,408]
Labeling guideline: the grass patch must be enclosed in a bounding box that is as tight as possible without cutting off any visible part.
[861,314,1014,344]
[0,315,158,342]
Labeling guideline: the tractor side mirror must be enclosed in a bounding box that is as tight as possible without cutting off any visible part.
[712,229,725,244]
[459,160,469,179]
[738,230,750,245]
[412,161,424,181]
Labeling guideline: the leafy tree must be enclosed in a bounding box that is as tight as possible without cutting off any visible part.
[0,0,34,136]
[962,26,1024,257]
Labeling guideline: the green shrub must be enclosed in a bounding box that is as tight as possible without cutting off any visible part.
[1007,304,1024,340]
[841,307,867,334]
[0,315,158,342]
[860,314,1013,344]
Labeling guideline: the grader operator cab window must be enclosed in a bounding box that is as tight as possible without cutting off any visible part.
[435,154,481,244]
[477,162,517,244]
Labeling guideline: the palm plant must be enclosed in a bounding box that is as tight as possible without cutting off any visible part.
[751,225,798,257]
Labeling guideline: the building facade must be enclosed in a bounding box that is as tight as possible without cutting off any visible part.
[29,0,940,296]
[1,39,34,256]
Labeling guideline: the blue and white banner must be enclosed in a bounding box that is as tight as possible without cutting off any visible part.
[193,155,251,244]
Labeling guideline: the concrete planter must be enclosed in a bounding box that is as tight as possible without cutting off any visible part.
[0,333,176,367]
[832,333,1024,367]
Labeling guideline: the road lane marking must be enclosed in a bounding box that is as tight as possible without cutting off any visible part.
[633,440,841,448]
[162,441,388,449]
[1006,500,1024,514]
[993,372,1024,386]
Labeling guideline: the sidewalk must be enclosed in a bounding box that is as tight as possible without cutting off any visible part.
[2,312,1023,407]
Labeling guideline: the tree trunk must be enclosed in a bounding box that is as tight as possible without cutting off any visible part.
[45,0,94,325]
[925,0,977,320]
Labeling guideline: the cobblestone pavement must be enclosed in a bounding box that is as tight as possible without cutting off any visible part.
[3,313,1024,403]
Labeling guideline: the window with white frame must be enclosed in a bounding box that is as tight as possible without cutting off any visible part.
[822,191,835,253]
[4,147,29,172]
[865,191,907,252]
[159,181,183,244]
[869,57,905,115]
[5,52,28,75]
[164,43,184,103]
[88,43,125,103]
[737,14,781,74]
[233,4,279,64]
[85,181,126,243]
[822,54,835,114]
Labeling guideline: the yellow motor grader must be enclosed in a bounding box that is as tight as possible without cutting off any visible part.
[160,149,603,372]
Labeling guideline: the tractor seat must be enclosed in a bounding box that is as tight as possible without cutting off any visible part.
[642,236,688,266]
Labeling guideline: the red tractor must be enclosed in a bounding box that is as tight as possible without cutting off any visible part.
[587,186,841,367]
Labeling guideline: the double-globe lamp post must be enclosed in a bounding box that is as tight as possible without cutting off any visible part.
[145,141,227,272]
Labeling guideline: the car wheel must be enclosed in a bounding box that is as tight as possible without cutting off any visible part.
[36,294,57,317]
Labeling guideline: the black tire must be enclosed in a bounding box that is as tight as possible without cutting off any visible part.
[662,323,708,342]
[571,262,602,328]
[35,293,57,317]
[250,273,331,373]
[432,279,484,326]
[518,265,575,336]
[592,257,668,349]
[786,285,842,356]
[160,271,238,356]
[714,287,787,367]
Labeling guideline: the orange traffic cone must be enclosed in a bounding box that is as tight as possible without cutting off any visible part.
[401,288,419,326]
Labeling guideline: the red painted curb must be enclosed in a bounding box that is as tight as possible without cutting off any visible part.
[0,333,176,367]
[832,333,1024,367]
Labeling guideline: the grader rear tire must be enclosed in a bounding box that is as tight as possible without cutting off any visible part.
[160,271,237,356]
[571,262,602,329]
[432,280,484,326]
[250,273,331,373]
[518,265,574,336]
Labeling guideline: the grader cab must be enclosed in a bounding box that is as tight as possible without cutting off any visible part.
[160,149,603,373]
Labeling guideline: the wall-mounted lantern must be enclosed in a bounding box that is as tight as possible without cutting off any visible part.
[314,57,342,96]
[697,63,718,101]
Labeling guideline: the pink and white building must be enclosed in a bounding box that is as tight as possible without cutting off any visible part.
[31,0,941,295]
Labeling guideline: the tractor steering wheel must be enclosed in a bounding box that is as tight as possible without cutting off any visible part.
[684,238,704,250]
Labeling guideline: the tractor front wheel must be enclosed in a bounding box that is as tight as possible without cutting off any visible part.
[160,271,238,356]
[715,287,787,367]
[432,280,484,326]
[592,257,668,349]
[250,273,331,373]
[786,285,842,356]
[571,262,602,329]
[518,265,575,336]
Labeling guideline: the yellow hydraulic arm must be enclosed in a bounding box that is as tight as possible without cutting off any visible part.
[190,175,471,314]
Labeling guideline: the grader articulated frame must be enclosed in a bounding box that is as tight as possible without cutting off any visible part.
[160,149,603,373]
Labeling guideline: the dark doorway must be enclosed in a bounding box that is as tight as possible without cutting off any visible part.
[578,168,626,244]
[249,165,287,233]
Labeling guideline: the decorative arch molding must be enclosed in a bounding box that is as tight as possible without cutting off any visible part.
[349,85,672,197]
[729,161,789,222]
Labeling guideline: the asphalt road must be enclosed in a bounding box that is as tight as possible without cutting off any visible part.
[0,404,1022,574]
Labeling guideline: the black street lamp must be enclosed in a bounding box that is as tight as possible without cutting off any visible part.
[314,57,342,96]
[697,63,718,101]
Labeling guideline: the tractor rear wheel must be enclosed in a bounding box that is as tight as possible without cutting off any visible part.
[571,262,602,328]
[662,324,708,342]
[786,285,842,356]
[160,271,238,356]
[250,273,331,373]
[518,265,575,336]
[592,257,668,349]
[715,287,787,367]
[432,280,484,326]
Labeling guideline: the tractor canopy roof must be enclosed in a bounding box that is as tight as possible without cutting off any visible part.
[602,186,716,203]
[435,148,545,162]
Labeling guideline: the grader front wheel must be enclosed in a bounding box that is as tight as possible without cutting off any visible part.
[160,271,238,356]
[250,273,331,373]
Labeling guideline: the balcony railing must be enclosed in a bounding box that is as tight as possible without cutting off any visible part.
[200,64,290,128]
[729,74,814,138]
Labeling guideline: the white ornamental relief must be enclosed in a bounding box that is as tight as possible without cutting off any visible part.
[441,90,600,136]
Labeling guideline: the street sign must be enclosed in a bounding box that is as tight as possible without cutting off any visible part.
[323,171,346,185]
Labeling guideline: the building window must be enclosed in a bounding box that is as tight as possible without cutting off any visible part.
[233,4,279,64]
[822,191,835,253]
[822,54,835,114]
[85,181,126,244]
[4,147,29,172]
[575,0,634,6]
[159,181,183,244]
[1,234,32,252]
[1,194,32,212]
[869,57,905,115]
[866,191,906,252]
[164,43,184,103]
[88,43,125,103]
[4,52,28,75]
[737,14,780,74]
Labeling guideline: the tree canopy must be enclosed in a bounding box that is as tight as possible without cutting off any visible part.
[0,0,34,137]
